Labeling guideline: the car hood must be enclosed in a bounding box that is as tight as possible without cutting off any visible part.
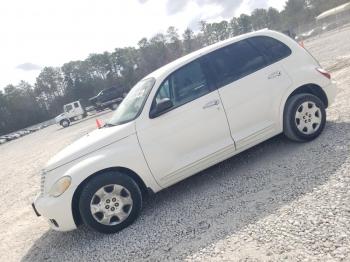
[45,122,135,171]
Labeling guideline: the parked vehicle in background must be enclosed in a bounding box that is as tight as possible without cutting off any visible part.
[0,135,13,142]
[0,131,29,145]
[297,27,323,41]
[55,101,87,128]
[17,130,31,136]
[33,29,337,234]
[55,89,124,128]
[89,87,123,111]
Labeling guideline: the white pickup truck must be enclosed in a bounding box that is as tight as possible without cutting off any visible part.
[55,96,123,128]
[55,101,87,128]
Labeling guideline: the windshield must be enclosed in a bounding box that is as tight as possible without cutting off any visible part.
[108,78,155,126]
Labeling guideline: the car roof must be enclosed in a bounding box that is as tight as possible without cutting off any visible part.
[144,29,281,80]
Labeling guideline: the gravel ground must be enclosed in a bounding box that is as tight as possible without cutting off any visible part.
[1,27,350,262]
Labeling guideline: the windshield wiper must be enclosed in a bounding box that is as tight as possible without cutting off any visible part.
[103,123,116,128]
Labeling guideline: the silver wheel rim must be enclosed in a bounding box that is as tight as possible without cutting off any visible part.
[295,101,322,135]
[90,184,133,226]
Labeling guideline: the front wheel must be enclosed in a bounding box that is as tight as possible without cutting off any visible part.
[60,119,70,128]
[283,93,326,142]
[79,172,142,234]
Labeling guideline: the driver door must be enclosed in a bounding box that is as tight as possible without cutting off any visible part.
[136,59,234,187]
[64,103,75,118]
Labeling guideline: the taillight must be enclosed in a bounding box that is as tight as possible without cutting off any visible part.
[316,67,331,79]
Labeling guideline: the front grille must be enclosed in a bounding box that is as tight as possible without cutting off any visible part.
[40,171,46,196]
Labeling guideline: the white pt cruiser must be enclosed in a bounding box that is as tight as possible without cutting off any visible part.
[33,30,337,234]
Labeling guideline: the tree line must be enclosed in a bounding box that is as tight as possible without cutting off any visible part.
[0,0,347,135]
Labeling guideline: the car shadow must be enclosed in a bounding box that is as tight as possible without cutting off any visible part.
[22,120,350,261]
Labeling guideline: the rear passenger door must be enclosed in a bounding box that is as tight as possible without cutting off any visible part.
[208,36,293,149]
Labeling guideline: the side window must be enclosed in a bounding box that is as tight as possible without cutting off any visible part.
[172,61,209,106]
[154,60,210,110]
[65,105,73,112]
[247,36,292,64]
[73,102,79,108]
[155,80,171,103]
[208,40,267,87]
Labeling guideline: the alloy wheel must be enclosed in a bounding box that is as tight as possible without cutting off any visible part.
[90,184,133,226]
[295,101,322,135]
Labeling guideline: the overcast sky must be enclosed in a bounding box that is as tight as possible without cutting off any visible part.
[0,0,286,89]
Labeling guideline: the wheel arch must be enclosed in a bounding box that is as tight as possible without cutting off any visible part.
[71,166,150,226]
[280,83,328,128]
[286,84,328,108]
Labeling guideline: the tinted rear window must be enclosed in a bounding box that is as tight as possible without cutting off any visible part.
[207,40,267,87]
[247,36,291,64]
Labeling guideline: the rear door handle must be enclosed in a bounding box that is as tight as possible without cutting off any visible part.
[203,99,220,109]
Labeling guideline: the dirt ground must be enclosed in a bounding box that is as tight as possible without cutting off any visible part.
[0,27,350,262]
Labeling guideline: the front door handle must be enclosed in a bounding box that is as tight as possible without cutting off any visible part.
[203,99,220,109]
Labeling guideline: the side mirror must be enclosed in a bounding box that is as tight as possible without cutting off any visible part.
[150,98,173,118]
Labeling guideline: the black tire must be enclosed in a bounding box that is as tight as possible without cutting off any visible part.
[283,93,326,142]
[79,172,142,234]
[60,119,70,128]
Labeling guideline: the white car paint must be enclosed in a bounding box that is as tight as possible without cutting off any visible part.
[34,29,337,231]
[136,90,234,187]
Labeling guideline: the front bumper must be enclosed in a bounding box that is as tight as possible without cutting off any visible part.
[33,192,77,231]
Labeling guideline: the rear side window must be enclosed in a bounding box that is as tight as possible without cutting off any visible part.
[73,102,79,108]
[247,36,291,64]
[207,40,267,88]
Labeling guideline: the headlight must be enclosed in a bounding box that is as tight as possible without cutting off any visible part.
[49,176,71,197]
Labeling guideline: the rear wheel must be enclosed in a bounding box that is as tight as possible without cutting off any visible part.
[60,119,70,128]
[79,172,142,234]
[283,93,326,142]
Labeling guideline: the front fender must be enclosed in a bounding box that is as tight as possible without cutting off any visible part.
[44,134,162,202]
[69,134,161,192]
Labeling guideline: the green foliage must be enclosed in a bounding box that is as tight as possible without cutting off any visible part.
[0,82,48,135]
[0,0,346,135]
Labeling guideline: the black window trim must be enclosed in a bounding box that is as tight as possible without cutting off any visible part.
[149,57,216,119]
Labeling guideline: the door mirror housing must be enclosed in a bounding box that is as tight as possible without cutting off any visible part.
[150,98,173,118]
